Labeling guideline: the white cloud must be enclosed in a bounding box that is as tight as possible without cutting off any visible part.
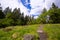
[19,2,30,16]
[1,0,30,16]
[30,0,44,15]
[30,0,60,16]
[44,0,55,10]
[30,0,44,8]
[30,7,42,15]
[1,0,19,9]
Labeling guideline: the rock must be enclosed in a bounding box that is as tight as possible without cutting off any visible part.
[23,34,34,40]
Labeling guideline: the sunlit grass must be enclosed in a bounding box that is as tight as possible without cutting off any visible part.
[0,24,40,40]
[43,24,60,40]
[1,24,60,40]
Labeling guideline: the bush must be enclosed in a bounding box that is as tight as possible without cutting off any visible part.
[0,18,14,28]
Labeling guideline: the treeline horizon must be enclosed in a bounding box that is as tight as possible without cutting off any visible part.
[37,3,60,24]
[0,6,36,28]
[0,3,60,28]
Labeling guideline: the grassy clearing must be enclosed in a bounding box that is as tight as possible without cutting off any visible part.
[1,24,60,40]
[43,24,60,40]
[0,24,40,40]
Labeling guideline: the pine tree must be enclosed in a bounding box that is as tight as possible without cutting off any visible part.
[48,3,60,23]
[0,4,5,19]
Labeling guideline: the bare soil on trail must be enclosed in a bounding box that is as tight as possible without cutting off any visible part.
[37,25,48,40]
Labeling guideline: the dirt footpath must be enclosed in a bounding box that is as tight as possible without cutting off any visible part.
[37,25,48,40]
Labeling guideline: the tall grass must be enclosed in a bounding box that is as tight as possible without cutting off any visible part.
[43,24,60,40]
[0,24,40,40]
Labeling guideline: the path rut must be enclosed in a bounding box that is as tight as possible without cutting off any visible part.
[37,25,48,40]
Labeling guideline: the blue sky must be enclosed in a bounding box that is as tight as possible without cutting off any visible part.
[0,0,60,18]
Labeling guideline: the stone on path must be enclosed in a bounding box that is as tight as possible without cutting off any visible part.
[23,34,34,40]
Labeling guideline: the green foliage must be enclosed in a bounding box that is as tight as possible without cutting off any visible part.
[42,8,47,13]
[0,10,5,19]
[43,24,60,40]
[1,3,60,27]
[37,3,60,24]
[0,24,39,40]
[48,3,60,23]
[37,8,47,24]
[0,7,35,27]
[4,7,11,15]
[0,18,14,28]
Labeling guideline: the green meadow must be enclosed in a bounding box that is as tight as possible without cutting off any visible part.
[0,1,60,40]
[0,24,60,40]
[0,24,40,40]
[43,24,60,40]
